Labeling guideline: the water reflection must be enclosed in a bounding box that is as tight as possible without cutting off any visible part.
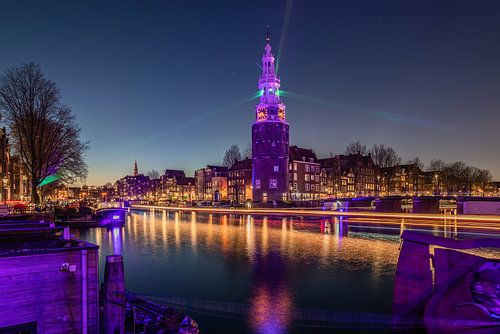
[250,251,292,334]
[72,210,499,334]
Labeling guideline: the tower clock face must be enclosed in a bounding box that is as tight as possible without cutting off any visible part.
[257,107,267,121]
[278,108,285,120]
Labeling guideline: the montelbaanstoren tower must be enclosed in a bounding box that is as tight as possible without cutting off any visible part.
[252,32,289,203]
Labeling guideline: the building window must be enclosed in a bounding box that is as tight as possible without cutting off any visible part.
[274,165,279,172]
[293,163,297,171]
[305,174,310,181]
[305,165,310,172]
[294,173,297,181]
[255,179,261,189]
[270,179,277,189]
[305,184,310,191]
[315,166,320,173]
[293,182,297,191]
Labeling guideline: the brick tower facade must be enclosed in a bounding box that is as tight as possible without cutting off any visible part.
[252,34,289,203]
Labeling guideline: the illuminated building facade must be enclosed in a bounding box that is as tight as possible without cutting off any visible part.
[288,146,323,200]
[159,169,196,203]
[228,158,253,203]
[252,34,289,203]
[116,161,150,199]
[320,153,376,198]
[195,165,228,201]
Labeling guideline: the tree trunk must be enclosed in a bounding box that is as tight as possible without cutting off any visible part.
[31,180,40,204]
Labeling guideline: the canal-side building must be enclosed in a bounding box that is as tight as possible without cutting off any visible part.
[0,127,11,202]
[288,146,323,201]
[159,170,196,203]
[379,163,424,196]
[319,153,376,198]
[9,155,30,201]
[195,165,228,201]
[252,33,289,203]
[228,158,253,203]
[116,161,150,200]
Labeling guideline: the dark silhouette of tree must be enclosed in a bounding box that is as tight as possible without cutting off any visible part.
[148,169,160,180]
[242,143,252,159]
[370,144,401,194]
[473,168,492,196]
[0,63,88,204]
[223,144,241,167]
[428,159,446,172]
[344,141,368,155]
[407,157,424,170]
[370,144,401,168]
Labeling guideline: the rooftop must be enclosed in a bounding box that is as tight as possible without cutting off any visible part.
[0,223,98,258]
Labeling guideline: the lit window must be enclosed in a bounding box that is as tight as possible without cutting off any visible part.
[255,179,261,189]
[293,163,297,171]
[274,165,279,172]
[294,173,297,181]
[305,165,310,172]
[305,174,310,181]
[270,179,277,189]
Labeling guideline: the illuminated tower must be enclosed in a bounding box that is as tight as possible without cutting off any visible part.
[252,33,289,203]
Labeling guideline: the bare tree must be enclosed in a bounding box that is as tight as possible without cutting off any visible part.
[370,144,401,168]
[242,143,252,159]
[428,159,446,172]
[148,169,160,180]
[473,168,492,196]
[407,157,424,170]
[0,63,88,203]
[370,145,401,194]
[223,144,241,167]
[344,141,368,155]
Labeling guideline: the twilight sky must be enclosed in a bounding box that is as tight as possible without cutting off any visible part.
[1,0,499,185]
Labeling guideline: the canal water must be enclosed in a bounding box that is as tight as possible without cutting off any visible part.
[72,209,498,333]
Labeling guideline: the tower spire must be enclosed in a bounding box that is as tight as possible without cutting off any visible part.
[133,159,138,177]
[265,25,271,43]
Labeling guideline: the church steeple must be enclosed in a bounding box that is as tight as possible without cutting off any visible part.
[133,160,138,177]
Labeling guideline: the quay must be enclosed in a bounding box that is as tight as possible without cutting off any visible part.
[131,204,500,230]
[0,216,198,333]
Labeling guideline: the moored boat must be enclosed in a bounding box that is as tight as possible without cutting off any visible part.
[125,291,199,334]
[95,201,127,226]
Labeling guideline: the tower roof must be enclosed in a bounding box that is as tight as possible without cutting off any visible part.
[133,160,138,177]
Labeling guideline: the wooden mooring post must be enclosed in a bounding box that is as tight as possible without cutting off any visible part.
[103,255,125,334]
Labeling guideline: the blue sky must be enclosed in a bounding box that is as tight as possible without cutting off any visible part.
[1,0,499,185]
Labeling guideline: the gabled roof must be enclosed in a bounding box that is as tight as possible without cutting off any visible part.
[289,145,318,162]
[164,169,186,179]
[229,158,252,171]
[319,153,374,170]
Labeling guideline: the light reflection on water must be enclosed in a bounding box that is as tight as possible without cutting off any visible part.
[73,210,498,334]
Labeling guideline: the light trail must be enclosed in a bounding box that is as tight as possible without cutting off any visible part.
[275,0,294,74]
[105,91,261,158]
[131,205,500,231]
[280,90,467,132]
